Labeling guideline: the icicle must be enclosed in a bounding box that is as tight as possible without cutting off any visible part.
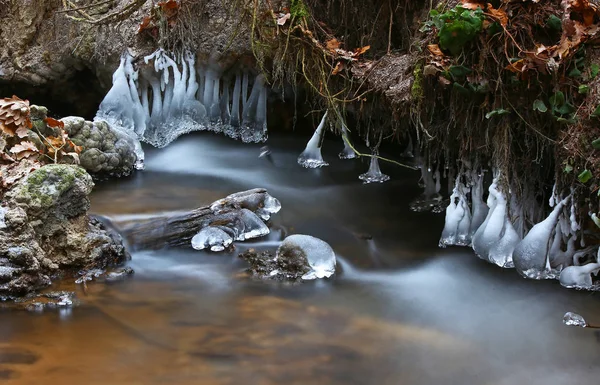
[470,172,489,237]
[96,53,145,169]
[472,180,507,262]
[298,111,329,168]
[220,78,231,124]
[513,196,571,279]
[359,152,390,183]
[209,77,221,120]
[487,216,520,268]
[231,72,242,127]
[242,71,249,110]
[339,123,357,159]
[455,189,472,246]
[401,134,414,158]
[439,190,459,248]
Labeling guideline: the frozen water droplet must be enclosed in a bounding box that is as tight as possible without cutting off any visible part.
[563,312,587,327]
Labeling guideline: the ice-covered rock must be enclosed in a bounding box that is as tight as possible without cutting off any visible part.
[298,112,329,168]
[359,153,390,183]
[472,180,503,261]
[191,227,233,252]
[563,312,588,327]
[234,209,270,241]
[276,235,336,280]
[513,196,570,279]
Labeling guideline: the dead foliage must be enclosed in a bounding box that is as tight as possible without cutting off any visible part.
[1,96,83,192]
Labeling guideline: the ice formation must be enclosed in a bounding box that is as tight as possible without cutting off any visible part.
[191,227,233,252]
[96,50,269,152]
[471,181,520,267]
[410,161,443,212]
[563,312,588,327]
[277,234,337,280]
[339,122,357,159]
[559,249,600,289]
[512,196,570,279]
[209,190,281,221]
[359,152,390,183]
[469,173,489,237]
[298,111,329,168]
[439,181,471,247]
[229,209,270,241]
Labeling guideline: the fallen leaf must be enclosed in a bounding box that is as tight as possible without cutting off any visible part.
[326,38,341,52]
[44,117,65,129]
[486,3,508,27]
[277,13,291,26]
[332,61,345,75]
[427,44,444,56]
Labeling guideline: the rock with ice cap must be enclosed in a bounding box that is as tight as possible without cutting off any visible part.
[276,234,336,280]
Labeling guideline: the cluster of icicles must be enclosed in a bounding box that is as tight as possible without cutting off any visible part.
[439,171,600,290]
[296,111,390,184]
[95,50,269,167]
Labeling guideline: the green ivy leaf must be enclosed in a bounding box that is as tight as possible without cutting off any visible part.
[485,108,510,119]
[592,138,600,149]
[591,63,600,78]
[533,99,548,113]
[549,91,565,107]
[579,85,590,94]
[592,104,600,117]
[568,67,582,78]
[448,65,473,81]
[578,169,593,183]
[564,164,573,173]
[546,14,562,31]
[556,117,576,124]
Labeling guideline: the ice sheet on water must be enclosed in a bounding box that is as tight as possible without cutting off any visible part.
[277,234,336,280]
[563,312,587,327]
[359,153,390,183]
[298,112,329,168]
[191,226,233,252]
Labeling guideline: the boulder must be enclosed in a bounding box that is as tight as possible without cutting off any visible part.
[0,164,129,298]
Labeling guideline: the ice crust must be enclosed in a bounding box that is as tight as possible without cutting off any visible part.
[563,312,587,327]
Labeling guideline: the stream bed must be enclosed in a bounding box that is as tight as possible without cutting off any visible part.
[1,133,599,385]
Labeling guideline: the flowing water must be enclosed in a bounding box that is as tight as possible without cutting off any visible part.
[1,133,600,385]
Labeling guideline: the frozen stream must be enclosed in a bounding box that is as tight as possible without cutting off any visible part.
[1,133,599,385]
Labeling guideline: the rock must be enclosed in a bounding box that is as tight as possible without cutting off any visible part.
[239,235,337,282]
[63,117,137,176]
[239,249,311,282]
[0,164,129,298]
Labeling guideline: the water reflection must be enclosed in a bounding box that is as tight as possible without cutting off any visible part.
[1,132,600,385]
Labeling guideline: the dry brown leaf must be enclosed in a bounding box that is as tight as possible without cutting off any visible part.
[326,38,341,52]
[487,4,508,27]
[427,44,444,56]
[461,0,485,10]
[332,61,345,75]
[44,117,65,129]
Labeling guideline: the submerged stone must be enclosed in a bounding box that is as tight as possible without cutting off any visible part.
[277,235,336,280]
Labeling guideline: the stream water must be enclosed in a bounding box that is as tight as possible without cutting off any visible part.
[1,133,600,385]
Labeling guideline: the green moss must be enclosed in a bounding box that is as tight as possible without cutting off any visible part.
[290,0,309,19]
[17,165,87,208]
[411,63,424,102]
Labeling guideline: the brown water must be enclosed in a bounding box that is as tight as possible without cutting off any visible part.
[1,133,599,385]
